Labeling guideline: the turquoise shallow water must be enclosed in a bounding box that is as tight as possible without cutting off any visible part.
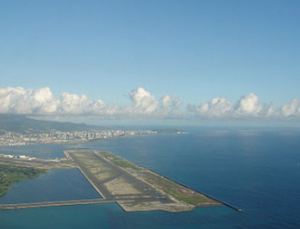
[1,127,300,228]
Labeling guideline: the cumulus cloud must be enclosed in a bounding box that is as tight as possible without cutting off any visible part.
[0,86,183,118]
[0,86,300,120]
[59,92,92,114]
[0,87,58,114]
[235,93,262,115]
[187,97,233,118]
[281,99,300,117]
[128,87,159,114]
[161,95,182,109]
[0,87,110,116]
[188,93,300,119]
[123,87,183,117]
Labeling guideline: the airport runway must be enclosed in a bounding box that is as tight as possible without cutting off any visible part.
[0,150,173,210]
[68,151,172,203]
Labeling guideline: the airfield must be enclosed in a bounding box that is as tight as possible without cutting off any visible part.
[0,150,229,212]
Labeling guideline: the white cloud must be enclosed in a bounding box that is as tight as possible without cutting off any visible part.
[187,97,234,118]
[123,87,183,117]
[0,86,300,121]
[34,87,59,113]
[235,93,262,115]
[281,99,300,117]
[128,87,159,114]
[0,87,58,114]
[161,95,182,109]
[187,93,295,119]
[0,86,183,118]
[59,92,92,114]
[159,95,183,118]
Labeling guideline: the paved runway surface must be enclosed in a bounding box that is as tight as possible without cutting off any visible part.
[0,150,173,210]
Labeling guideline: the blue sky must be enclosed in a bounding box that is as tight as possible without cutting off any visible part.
[0,1,300,125]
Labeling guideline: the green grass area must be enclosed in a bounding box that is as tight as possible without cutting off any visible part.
[99,151,141,171]
[110,157,141,171]
[141,171,217,205]
[0,164,46,197]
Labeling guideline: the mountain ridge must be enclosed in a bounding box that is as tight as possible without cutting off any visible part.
[0,114,99,133]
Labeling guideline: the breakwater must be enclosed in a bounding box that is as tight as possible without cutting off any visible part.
[0,199,114,210]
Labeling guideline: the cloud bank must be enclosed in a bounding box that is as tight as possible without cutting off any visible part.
[0,86,299,120]
[0,87,182,118]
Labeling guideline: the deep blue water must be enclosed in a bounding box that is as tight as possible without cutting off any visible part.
[0,127,300,228]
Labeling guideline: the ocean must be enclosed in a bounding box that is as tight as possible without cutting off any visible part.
[0,127,300,229]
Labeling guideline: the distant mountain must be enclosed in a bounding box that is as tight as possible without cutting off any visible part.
[0,114,100,133]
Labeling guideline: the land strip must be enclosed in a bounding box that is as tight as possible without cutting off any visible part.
[64,150,223,212]
[0,199,114,210]
[0,154,76,170]
[0,149,226,212]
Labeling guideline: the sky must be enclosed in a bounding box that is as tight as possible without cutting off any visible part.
[0,0,300,126]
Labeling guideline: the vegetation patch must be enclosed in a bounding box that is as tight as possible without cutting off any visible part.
[141,171,217,205]
[0,164,46,196]
[99,151,141,171]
